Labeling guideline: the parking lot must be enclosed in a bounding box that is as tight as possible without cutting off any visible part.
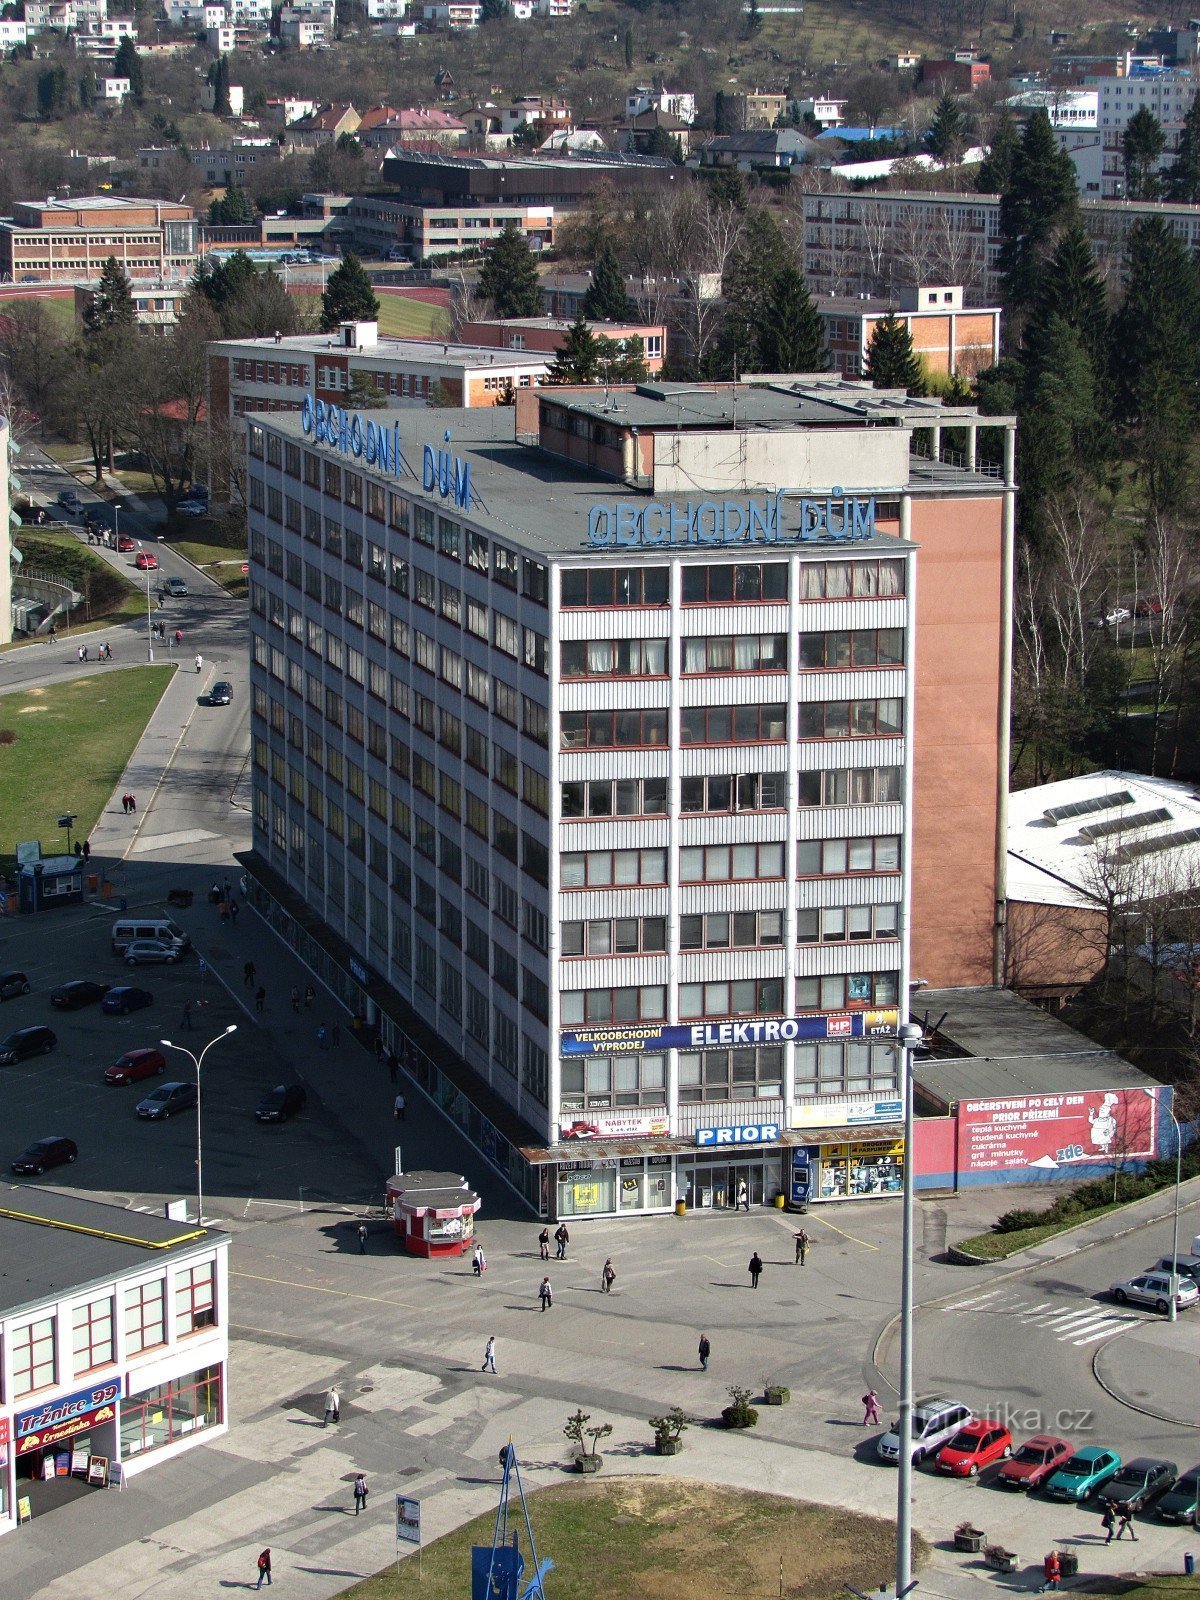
[0,898,377,1216]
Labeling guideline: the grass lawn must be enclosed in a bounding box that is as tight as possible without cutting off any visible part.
[0,666,172,871]
[955,1200,1129,1260]
[340,1479,915,1600]
[375,290,447,339]
[9,529,146,634]
[6,293,74,334]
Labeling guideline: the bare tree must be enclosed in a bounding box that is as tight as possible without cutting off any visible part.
[1138,516,1196,776]
[115,298,221,516]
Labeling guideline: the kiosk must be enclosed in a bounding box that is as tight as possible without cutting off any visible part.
[385,1170,481,1258]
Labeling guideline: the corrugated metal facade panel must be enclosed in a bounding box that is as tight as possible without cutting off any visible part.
[679,604,789,636]
[561,956,670,989]
[560,610,671,640]
[679,881,788,913]
[559,750,672,780]
[678,813,787,846]
[795,599,907,630]
[558,888,672,920]
[797,739,906,768]
[796,875,903,908]
[678,745,787,775]
[796,669,905,702]
[558,819,671,850]
[678,950,787,982]
[559,679,671,711]
[795,940,901,975]
[678,674,790,707]
[794,804,904,838]
[676,1098,784,1134]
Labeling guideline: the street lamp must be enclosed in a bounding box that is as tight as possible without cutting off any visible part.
[135,539,155,662]
[892,1018,926,1599]
[1167,1094,1183,1324]
[161,1024,238,1226]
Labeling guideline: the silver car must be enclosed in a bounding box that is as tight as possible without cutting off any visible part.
[1111,1271,1199,1314]
[124,938,182,967]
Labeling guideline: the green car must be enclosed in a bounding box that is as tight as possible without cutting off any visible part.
[1045,1447,1122,1501]
[1157,1468,1200,1523]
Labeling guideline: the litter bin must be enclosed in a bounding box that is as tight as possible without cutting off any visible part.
[674,1199,686,1217]
[1185,1554,1194,1576]
[86,873,99,893]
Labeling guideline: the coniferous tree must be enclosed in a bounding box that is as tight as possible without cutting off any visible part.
[1018,316,1108,537]
[1123,106,1166,199]
[1166,92,1200,202]
[83,257,135,345]
[756,266,825,373]
[113,36,144,104]
[1022,221,1109,380]
[596,333,647,383]
[864,312,925,394]
[582,240,630,321]
[624,26,633,68]
[976,110,1018,194]
[548,315,600,383]
[997,109,1078,324]
[319,253,380,332]
[208,181,256,226]
[36,65,68,117]
[208,54,232,117]
[478,222,542,318]
[480,0,507,20]
[717,208,791,375]
[926,90,965,164]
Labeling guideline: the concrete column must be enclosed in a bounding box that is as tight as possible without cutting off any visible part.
[930,425,941,463]
[1003,424,1016,486]
[966,424,977,472]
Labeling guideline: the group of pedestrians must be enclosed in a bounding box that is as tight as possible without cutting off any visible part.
[120,792,138,814]
[76,642,113,662]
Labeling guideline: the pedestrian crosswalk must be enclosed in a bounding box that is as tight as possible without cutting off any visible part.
[936,1287,1138,1346]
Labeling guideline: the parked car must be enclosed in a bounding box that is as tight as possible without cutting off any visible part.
[11,1135,77,1174]
[0,970,31,1000]
[104,1047,167,1085]
[877,1397,973,1465]
[204,681,233,706]
[1111,1271,1199,1314]
[1096,1458,1177,1511]
[136,1080,197,1119]
[998,1435,1074,1491]
[176,499,207,517]
[56,489,81,512]
[1156,1467,1200,1522]
[166,575,189,596]
[255,1083,307,1123]
[1106,606,1132,625]
[117,534,136,552]
[0,1025,57,1063]
[134,551,158,571]
[1045,1447,1123,1501]
[101,985,154,1015]
[123,939,181,967]
[50,980,109,1011]
[1155,1254,1200,1286]
[936,1420,1013,1477]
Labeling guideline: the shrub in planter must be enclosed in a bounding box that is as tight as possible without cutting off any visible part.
[1058,1552,1079,1578]
[983,1544,1017,1573]
[650,1406,688,1456]
[762,1380,791,1405]
[721,1385,759,1430]
[954,1521,985,1553]
[563,1408,612,1472]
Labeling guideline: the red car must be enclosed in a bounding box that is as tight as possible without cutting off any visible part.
[104,1047,167,1085]
[134,551,158,570]
[997,1434,1074,1490]
[936,1419,1013,1477]
[117,535,136,552]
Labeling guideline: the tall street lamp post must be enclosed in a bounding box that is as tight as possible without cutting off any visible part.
[893,1018,926,1599]
[161,1024,238,1225]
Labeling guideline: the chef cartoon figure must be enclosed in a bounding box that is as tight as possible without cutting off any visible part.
[1089,1092,1120,1153]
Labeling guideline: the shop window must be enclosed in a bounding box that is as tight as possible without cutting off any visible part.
[175,1260,216,1336]
[72,1295,114,1375]
[12,1315,56,1397]
[120,1366,223,1461]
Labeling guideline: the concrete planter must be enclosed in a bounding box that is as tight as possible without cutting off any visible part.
[654,1437,683,1455]
[574,1454,603,1474]
[764,1387,791,1406]
[954,1529,985,1553]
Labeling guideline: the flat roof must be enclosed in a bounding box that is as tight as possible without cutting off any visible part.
[256,401,931,559]
[217,332,549,370]
[913,986,1155,1110]
[1008,769,1200,909]
[0,1185,222,1322]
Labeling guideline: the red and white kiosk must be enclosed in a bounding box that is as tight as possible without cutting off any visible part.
[385,1170,482,1258]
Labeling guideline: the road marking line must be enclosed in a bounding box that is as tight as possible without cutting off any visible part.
[943,1291,1004,1311]
[1070,1320,1130,1345]
[1015,1303,1054,1320]
[806,1213,879,1250]
[230,1269,419,1308]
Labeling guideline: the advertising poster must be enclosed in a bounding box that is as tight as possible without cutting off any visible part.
[560,1009,898,1057]
[558,1109,670,1142]
[396,1495,421,1545]
[956,1087,1159,1175]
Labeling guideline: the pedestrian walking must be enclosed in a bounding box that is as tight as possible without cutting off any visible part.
[128,794,136,812]
[194,653,203,673]
[48,624,56,643]
[387,1051,398,1083]
[74,841,82,858]
[393,1092,406,1121]
[353,1474,369,1516]
[323,1385,340,1427]
[255,1548,272,1589]
[1116,1503,1138,1541]
[1101,1504,1117,1544]
[82,839,90,859]
[317,1025,328,1050]
[482,1334,497,1373]
[1041,1552,1062,1593]
[736,1178,749,1211]
[357,1223,368,1254]
[291,987,300,1013]
[862,1388,880,1425]
[121,794,129,814]
[304,984,315,1010]
[473,1243,486,1276]
[229,898,240,923]
[538,1227,550,1260]
[218,899,230,924]
[794,1228,809,1265]
[748,1251,763,1288]
[174,628,183,645]
[181,999,193,1032]
[538,1276,553,1311]
[554,1222,569,1260]
[244,961,256,988]
[601,1258,616,1293]
[255,985,266,1013]
[698,1333,711,1371]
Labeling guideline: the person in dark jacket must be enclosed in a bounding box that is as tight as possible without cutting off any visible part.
[698,1333,711,1370]
[748,1252,763,1288]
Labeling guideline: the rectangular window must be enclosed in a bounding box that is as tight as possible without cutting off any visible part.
[72,1295,115,1375]
[123,1278,167,1355]
[13,1315,56,1396]
[680,562,788,604]
[560,567,668,608]
[120,1366,222,1460]
[175,1260,216,1336]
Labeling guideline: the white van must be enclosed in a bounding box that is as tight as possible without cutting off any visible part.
[110,916,190,955]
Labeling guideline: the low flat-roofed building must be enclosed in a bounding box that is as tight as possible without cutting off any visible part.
[0,195,198,285]
[0,1186,229,1535]
[819,283,1001,380]
[458,315,666,372]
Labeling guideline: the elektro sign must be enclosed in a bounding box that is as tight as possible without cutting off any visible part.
[586,491,877,549]
[299,395,472,509]
[560,1009,899,1057]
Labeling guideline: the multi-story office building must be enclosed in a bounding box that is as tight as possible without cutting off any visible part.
[244,377,1015,1219]
[1088,64,1197,196]
[0,196,198,285]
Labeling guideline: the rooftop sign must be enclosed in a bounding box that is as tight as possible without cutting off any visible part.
[586,491,878,549]
[299,396,472,509]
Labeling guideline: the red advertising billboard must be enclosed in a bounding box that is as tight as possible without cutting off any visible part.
[956,1087,1159,1176]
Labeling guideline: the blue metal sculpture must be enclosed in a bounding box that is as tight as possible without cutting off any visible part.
[471,1445,552,1600]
